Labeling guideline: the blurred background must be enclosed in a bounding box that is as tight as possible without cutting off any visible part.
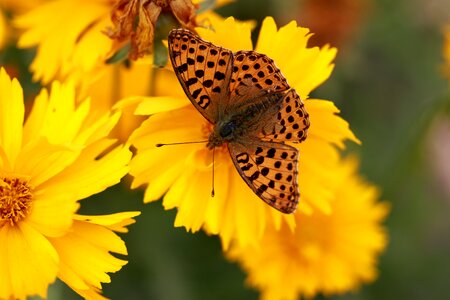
[2,0,450,299]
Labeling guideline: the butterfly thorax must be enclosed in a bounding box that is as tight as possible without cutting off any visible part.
[207,119,240,149]
[207,93,284,149]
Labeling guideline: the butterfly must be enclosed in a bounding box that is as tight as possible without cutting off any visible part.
[167,29,310,214]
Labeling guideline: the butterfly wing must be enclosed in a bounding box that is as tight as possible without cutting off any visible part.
[228,140,299,214]
[260,88,310,143]
[168,29,233,123]
[226,50,290,107]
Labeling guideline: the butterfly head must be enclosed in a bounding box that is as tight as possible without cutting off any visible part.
[206,120,238,149]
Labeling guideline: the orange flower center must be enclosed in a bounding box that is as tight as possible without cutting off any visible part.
[0,177,33,227]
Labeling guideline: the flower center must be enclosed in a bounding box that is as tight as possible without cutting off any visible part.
[0,177,33,227]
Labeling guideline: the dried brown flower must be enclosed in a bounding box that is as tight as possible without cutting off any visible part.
[107,0,197,59]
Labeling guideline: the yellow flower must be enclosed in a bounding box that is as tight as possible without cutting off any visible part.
[0,0,46,13]
[444,26,450,79]
[0,9,7,50]
[80,60,155,142]
[15,0,114,83]
[227,157,389,300]
[0,68,139,299]
[129,17,358,248]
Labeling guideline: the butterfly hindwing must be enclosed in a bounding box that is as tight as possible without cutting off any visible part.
[260,89,310,143]
[168,29,233,123]
[228,141,300,213]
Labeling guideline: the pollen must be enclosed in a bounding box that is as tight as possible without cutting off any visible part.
[0,177,33,227]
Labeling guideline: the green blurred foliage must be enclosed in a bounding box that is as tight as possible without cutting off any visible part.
[312,0,450,299]
[3,0,450,299]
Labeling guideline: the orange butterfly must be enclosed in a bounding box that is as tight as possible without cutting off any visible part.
[167,29,310,213]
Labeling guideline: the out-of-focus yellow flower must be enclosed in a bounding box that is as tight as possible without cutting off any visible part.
[0,68,139,299]
[0,9,8,50]
[444,26,450,79]
[0,0,46,13]
[129,17,359,248]
[80,60,154,142]
[227,157,389,300]
[15,0,114,84]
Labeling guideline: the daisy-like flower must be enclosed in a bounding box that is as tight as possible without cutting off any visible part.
[0,68,139,299]
[129,17,359,248]
[227,157,389,300]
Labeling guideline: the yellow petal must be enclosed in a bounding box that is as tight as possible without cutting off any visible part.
[196,10,256,35]
[50,220,128,293]
[256,17,337,99]
[171,168,212,232]
[153,68,187,98]
[14,137,79,188]
[196,16,253,51]
[15,0,111,83]
[75,110,122,146]
[73,287,108,300]
[23,81,91,145]
[134,96,190,116]
[0,68,24,170]
[141,157,187,201]
[306,99,360,147]
[89,62,155,112]
[129,106,204,150]
[37,139,131,201]
[217,165,267,248]
[22,88,49,144]
[298,139,340,215]
[27,191,79,237]
[131,144,202,191]
[74,211,141,233]
[0,222,59,299]
[66,16,113,80]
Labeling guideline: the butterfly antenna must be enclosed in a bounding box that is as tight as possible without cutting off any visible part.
[211,147,215,197]
[156,141,208,147]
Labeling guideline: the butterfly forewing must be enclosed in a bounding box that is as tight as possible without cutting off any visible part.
[260,89,310,143]
[168,29,233,123]
[228,141,299,213]
[228,51,290,104]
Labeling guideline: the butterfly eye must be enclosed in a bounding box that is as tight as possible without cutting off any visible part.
[220,122,236,138]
